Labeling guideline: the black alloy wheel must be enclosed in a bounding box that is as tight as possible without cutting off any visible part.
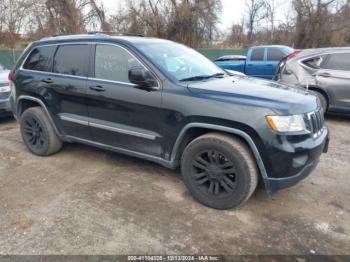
[20,107,62,156]
[23,116,48,151]
[181,132,258,209]
[192,150,238,198]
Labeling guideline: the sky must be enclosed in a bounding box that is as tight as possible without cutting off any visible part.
[220,0,246,31]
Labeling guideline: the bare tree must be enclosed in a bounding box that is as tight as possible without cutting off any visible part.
[264,0,281,40]
[45,0,87,34]
[110,0,222,48]
[245,0,267,42]
[293,0,348,48]
[89,0,112,32]
[226,22,246,47]
[0,0,36,47]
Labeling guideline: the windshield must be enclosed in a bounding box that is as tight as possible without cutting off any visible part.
[134,41,225,81]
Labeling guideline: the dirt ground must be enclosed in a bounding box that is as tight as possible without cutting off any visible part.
[0,115,349,255]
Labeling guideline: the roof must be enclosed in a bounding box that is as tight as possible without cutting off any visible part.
[291,47,350,62]
[35,33,171,46]
[250,45,293,49]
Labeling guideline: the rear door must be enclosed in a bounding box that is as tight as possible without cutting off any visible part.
[266,48,286,79]
[316,52,350,112]
[49,44,91,139]
[245,48,266,78]
[20,44,91,139]
[86,43,163,157]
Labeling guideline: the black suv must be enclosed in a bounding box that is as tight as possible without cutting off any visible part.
[10,34,329,209]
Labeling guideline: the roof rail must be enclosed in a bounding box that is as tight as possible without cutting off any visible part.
[87,31,145,37]
[51,33,79,37]
[50,32,145,38]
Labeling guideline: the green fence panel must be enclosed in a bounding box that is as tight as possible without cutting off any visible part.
[0,50,24,69]
[198,48,248,60]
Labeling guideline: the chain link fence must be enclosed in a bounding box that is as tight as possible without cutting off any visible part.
[0,50,24,69]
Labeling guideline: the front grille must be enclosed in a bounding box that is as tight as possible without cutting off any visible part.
[0,82,8,87]
[307,110,324,137]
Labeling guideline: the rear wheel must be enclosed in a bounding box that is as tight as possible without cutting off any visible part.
[181,133,258,209]
[20,107,62,156]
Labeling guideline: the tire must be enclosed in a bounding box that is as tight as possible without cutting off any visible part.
[181,132,258,210]
[20,107,62,156]
[314,91,328,113]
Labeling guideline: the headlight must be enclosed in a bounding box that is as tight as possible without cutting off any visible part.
[0,85,10,93]
[266,114,306,132]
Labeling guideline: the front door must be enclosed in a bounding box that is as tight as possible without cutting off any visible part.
[86,44,163,157]
[317,52,350,112]
[266,48,286,79]
[50,44,91,139]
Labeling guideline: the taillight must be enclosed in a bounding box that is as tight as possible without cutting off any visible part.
[287,50,301,60]
[8,71,14,81]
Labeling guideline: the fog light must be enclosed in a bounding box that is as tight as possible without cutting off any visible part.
[292,154,308,168]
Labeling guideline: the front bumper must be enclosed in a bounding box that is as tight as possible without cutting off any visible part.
[263,126,330,194]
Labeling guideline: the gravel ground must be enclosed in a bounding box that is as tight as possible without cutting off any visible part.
[0,115,349,255]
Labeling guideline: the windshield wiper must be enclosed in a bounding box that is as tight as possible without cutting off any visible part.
[179,73,225,82]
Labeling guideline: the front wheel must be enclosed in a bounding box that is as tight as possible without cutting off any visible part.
[181,133,258,210]
[20,107,62,156]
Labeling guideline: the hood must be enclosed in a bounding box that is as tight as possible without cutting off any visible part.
[187,76,318,115]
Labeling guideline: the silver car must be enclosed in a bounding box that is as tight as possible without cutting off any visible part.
[275,48,350,115]
[0,64,12,117]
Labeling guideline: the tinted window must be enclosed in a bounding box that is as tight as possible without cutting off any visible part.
[303,56,323,69]
[95,45,144,83]
[267,48,285,61]
[23,46,55,72]
[53,45,89,76]
[322,53,350,71]
[251,48,264,61]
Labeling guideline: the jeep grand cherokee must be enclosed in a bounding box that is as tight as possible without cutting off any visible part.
[9,34,330,209]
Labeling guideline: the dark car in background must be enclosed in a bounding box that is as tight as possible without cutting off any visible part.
[214,45,294,79]
[9,34,329,209]
[275,47,350,115]
[0,64,12,117]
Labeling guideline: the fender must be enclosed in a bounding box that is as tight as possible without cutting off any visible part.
[170,123,270,189]
[16,95,64,139]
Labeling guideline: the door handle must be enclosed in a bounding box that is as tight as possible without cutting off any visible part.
[266,64,273,67]
[41,78,53,84]
[318,72,331,78]
[247,64,253,67]
[89,85,106,92]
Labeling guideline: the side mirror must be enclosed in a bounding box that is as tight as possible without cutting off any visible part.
[128,66,157,90]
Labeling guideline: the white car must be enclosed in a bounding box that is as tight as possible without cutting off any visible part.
[0,64,12,117]
[224,69,246,77]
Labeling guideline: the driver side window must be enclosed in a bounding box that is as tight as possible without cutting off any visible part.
[94,45,144,83]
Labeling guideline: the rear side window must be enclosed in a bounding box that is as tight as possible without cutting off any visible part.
[94,44,144,83]
[23,46,56,72]
[53,45,89,76]
[251,48,264,61]
[267,48,285,61]
[322,53,350,71]
[303,56,324,69]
